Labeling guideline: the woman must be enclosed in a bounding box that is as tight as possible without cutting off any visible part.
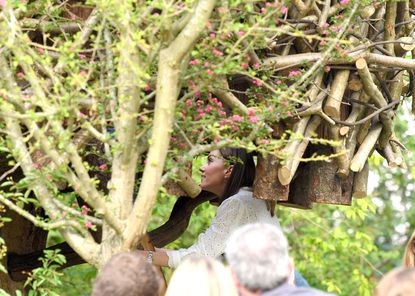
[165,256,237,296]
[140,147,280,268]
[374,267,415,296]
[403,230,415,267]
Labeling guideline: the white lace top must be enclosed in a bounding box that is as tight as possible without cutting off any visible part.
[165,187,281,268]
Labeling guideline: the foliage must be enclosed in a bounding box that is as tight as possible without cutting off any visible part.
[23,250,66,296]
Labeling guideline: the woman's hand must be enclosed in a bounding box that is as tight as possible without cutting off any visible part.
[136,249,170,267]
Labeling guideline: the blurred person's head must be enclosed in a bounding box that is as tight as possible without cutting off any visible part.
[374,267,415,296]
[92,251,161,296]
[403,230,415,267]
[225,223,293,295]
[165,256,237,296]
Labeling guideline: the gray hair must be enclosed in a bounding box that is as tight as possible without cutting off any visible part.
[225,223,290,292]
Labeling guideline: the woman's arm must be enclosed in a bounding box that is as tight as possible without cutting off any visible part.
[136,249,170,267]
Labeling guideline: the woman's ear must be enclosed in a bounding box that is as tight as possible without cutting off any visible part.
[224,165,233,179]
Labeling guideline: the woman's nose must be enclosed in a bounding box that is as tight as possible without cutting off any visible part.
[200,165,206,173]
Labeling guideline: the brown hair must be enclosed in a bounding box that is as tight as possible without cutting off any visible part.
[374,267,415,296]
[92,251,161,296]
[403,230,415,267]
[219,147,255,202]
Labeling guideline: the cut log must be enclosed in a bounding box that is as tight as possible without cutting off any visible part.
[324,70,350,119]
[352,161,369,198]
[253,154,289,201]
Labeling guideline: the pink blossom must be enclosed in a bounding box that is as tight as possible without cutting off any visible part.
[253,62,260,69]
[197,112,205,119]
[71,15,76,21]
[211,97,218,104]
[36,47,44,53]
[322,23,329,28]
[17,72,25,79]
[340,0,349,5]
[336,14,343,19]
[262,139,270,144]
[195,91,201,98]
[85,221,93,229]
[239,31,245,37]
[220,35,226,40]
[281,101,289,106]
[196,100,204,106]
[189,59,200,65]
[261,8,267,14]
[185,99,192,106]
[266,2,271,7]
[33,163,41,169]
[331,26,338,32]
[248,107,256,115]
[217,102,223,108]
[249,116,259,123]
[319,40,327,46]
[286,111,293,117]
[79,112,87,119]
[80,71,88,77]
[280,6,287,14]
[276,80,282,85]
[99,164,107,170]
[232,114,244,122]
[219,111,226,116]
[241,63,249,69]
[81,205,90,215]
[197,108,204,113]
[153,13,160,16]
[207,69,214,75]
[171,136,177,142]
[144,85,151,91]
[204,61,209,67]
[0,0,6,7]
[274,0,279,7]
[322,30,329,35]
[205,105,213,113]
[288,70,301,77]
[268,106,273,112]
[212,48,224,57]
[209,33,216,39]
[232,125,239,131]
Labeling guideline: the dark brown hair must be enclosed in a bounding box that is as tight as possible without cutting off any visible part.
[219,148,255,202]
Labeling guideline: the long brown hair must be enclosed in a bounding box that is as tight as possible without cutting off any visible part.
[218,148,255,203]
[403,230,415,267]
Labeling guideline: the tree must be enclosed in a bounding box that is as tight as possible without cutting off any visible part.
[0,0,414,294]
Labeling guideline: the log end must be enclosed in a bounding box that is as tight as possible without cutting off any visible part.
[339,126,350,136]
[355,58,367,70]
[278,166,292,186]
[350,162,362,172]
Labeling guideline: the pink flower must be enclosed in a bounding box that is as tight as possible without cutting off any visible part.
[197,112,206,119]
[288,70,301,77]
[220,35,226,40]
[204,61,209,67]
[195,91,201,98]
[331,26,338,32]
[212,97,218,104]
[79,112,87,118]
[248,107,256,115]
[33,163,41,169]
[144,85,151,91]
[189,59,200,65]
[17,72,25,79]
[219,111,226,116]
[153,12,160,16]
[71,15,76,21]
[217,102,223,108]
[197,108,204,113]
[262,139,270,144]
[205,105,213,113]
[79,54,86,60]
[36,47,44,53]
[0,0,5,7]
[239,31,245,37]
[241,63,249,69]
[261,7,267,13]
[171,136,177,142]
[280,6,287,14]
[85,221,93,229]
[274,0,279,7]
[232,114,244,122]
[253,80,263,87]
[340,0,349,5]
[209,33,216,39]
[276,80,282,85]
[253,62,260,69]
[266,2,271,7]
[322,23,329,28]
[185,99,192,106]
[319,40,327,46]
[286,111,293,117]
[81,205,90,215]
[212,48,224,57]
[324,66,331,73]
[196,100,204,106]
[281,101,289,106]
[99,164,107,170]
[80,71,88,77]
[322,30,329,35]
[249,116,259,123]
[207,69,214,75]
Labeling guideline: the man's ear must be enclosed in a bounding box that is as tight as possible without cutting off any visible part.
[224,165,233,179]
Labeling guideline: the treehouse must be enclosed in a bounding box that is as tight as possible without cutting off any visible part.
[0,0,414,293]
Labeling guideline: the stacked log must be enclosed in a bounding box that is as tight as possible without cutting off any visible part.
[252,1,413,207]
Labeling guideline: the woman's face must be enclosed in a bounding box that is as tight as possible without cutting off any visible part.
[200,150,229,197]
